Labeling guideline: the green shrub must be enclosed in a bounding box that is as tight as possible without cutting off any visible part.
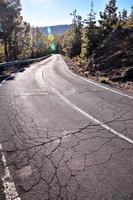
[100,76,109,84]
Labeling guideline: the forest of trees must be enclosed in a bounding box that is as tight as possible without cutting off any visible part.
[62,0,133,64]
[0,0,133,63]
[0,0,61,63]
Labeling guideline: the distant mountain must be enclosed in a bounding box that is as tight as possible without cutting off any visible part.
[32,24,72,36]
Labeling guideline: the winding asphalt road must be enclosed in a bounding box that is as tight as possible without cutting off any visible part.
[0,54,133,200]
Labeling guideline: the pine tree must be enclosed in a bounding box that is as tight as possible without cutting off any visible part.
[80,29,89,62]
[99,0,118,35]
[130,6,133,19]
[84,1,96,29]
[69,10,83,58]
[0,0,22,61]
[9,15,24,60]
[118,11,122,24]
[81,1,99,59]
[32,27,47,57]
[62,30,74,57]
[19,22,32,59]
[122,9,128,22]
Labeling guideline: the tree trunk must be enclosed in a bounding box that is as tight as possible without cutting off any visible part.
[4,40,9,62]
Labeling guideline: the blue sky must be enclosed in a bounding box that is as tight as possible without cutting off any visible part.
[21,0,133,27]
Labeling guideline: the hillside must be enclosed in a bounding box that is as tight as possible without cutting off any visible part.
[86,26,133,82]
[32,24,72,36]
[65,20,133,92]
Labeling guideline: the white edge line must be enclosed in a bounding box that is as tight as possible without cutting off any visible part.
[0,144,21,200]
[0,56,52,199]
[0,69,22,200]
[43,63,133,145]
[60,55,133,100]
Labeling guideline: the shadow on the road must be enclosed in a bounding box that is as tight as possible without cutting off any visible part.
[17,68,26,73]
[0,75,8,83]
[6,75,15,81]
[0,64,29,83]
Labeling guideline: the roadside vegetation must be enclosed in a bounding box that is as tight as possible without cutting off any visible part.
[62,0,133,92]
[62,0,133,62]
[0,0,60,63]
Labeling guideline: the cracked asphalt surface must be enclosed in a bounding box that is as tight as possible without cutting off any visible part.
[0,54,133,200]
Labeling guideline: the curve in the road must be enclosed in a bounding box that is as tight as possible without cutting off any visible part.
[43,56,133,145]
[62,57,133,100]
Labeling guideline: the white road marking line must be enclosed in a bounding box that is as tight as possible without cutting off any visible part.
[0,57,53,199]
[43,63,133,145]
[60,55,133,100]
[0,74,21,199]
[0,144,21,200]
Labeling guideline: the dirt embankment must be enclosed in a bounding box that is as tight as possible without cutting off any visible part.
[65,27,133,93]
